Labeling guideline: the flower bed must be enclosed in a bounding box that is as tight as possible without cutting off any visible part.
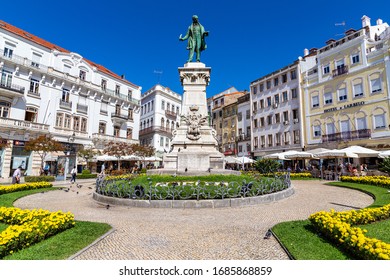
[341,176,390,189]
[0,182,75,258]
[0,182,52,195]
[309,205,390,260]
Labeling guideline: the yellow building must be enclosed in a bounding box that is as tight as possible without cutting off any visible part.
[303,16,390,151]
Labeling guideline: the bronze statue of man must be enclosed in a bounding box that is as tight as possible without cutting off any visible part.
[179,15,209,62]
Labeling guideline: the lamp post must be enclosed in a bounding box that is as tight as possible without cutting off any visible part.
[63,132,75,181]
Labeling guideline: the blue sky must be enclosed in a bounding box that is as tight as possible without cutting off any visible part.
[2,0,390,97]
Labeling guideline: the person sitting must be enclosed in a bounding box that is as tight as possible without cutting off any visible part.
[12,166,22,184]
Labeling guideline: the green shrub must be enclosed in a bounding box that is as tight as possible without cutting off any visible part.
[76,173,97,179]
[379,158,390,175]
[254,158,281,174]
[24,176,56,182]
[81,169,91,175]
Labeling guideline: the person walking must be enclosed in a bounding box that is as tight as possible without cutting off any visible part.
[70,166,77,183]
[12,166,22,184]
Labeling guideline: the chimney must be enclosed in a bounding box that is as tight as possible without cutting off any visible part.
[304,48,309,56]
[377,18,383,25]
[361,15,371,27]
[121,74,125,79]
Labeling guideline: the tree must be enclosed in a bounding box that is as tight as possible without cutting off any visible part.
[379,158,390,175]
[131,144,155,168]
[254,158,281,174]
[24,135,64,169]
[77,146,100,170]
[0,138,10,149]
[102,141,133,170]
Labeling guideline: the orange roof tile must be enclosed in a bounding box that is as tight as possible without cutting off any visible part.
[0,20,139,88]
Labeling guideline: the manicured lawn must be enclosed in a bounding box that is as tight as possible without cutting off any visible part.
[0,187,112,260]
[272,181,390,260]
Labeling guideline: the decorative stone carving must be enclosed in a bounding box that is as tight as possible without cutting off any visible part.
[181,105,207,140]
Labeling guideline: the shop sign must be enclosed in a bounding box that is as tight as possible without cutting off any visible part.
[13,140,25,147]
[324,101,365,113]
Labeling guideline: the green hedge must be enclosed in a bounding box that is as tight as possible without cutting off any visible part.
[24,176,56,182]
[76,173,97,179]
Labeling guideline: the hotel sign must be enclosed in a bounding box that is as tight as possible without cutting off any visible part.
[324,101,365,113]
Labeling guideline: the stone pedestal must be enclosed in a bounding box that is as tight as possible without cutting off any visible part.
[148,62,237,175]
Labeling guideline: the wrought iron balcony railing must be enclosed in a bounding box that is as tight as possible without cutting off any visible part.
[322,129,371,143]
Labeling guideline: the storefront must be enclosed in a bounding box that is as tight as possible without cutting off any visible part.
[10,140,32,177]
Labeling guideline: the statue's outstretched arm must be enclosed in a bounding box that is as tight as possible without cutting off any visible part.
[179,27,190,41]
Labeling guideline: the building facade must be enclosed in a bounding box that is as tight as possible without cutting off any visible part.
[303,16,390,151]
[236,92,251,157]
[139,84,181,161]
[0,20,141,177]
[250,55,316,158]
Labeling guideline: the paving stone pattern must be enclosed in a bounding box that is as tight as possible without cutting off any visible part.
[14,180,373,260]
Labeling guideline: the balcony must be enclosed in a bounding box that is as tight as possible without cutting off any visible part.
[139,126,173,136]
[59,100,72,110]
[111,112,128,124]
[0,117,49,133]
[322,129,371,143]
[236,134,251,142]
[165,110,177,119]
[76,103,88,114]
[332,65,349,77]
[0,81,25,98]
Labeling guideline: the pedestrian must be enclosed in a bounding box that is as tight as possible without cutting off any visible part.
[12,166,22,184]
[70,166,77,183]
[101,163,105,175]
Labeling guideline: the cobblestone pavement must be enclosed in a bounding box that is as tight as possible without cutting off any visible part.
[14,180,373,260]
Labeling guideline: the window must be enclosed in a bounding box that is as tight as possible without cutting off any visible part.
[357,117,367,130]
[274,94,280,104]
[160,117,164,127]
[284,131,290,145]
[323,64,330,75]
[267,97,272,107]
[253,119,258,128]
[219,110,222,117]
[80,118,87,132]
[100,102,108,114]
[62,89,70,102]
[259,83,264,92]
[115,85,120,95]
[260,99,264,109]
[55,113,63,127]
[290,70,297,80]
[313,125,321,137]
[292,109,298,120]
[128,90,132,101]
[291,88,298,99]
[99,122,106,134]
[114,126,120,137]
[238,145,243,153]
[31,52,41,68]
[312,95,319,108]
[245,110,250,119]
[115,104,121,115]
[282,73,287,83]
[252,101,257,112]
[353,83,363,97]
[252,85,257,95]
[29,78,39,94]
[0,101,10,118]
[254,137,258,148]
[340,120,350,134]
[79,70,86,80]
[275,113,280,123]
[1,70,12,88]
[267,115,272,125]
[326,123,336,135]
[338,88,347,101]
[25,106,37,122]
[268,134,273,147]
[266,80,271,89]
[161,100,165,110]
[260,117,264,127]
[293,130,300,144]
[73,116,80,131]
[324,92,333,105]
[370,78,382,93]
[101,79,107,91]
[283,111,289,122]
[274,77,279,87]
[374,114,386,129]
[260,136,265,147]
[282,91,288,102]
[237,112,242,121]
[351,53,360,64]
[64,114,71,129]
[128,108,133,120]
[275,133,281,146]
[3,47,13,58]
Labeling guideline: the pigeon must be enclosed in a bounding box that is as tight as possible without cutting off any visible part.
[264,229,272,239]
[76,191,79,194]
[77,184,82,188]
[64,189,69,192]
[88,187,93,189]
[106,204,110,209]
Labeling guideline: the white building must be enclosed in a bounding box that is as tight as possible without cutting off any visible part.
[236,92,251,157]
[250,55,316,158]
[0,20,141,178]
[139,84,181,162]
